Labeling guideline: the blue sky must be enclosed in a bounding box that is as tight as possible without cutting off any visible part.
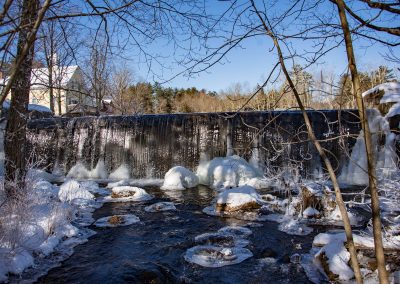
[88,0,399,92]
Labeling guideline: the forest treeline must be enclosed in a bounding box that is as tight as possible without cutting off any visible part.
[111,65,397,114]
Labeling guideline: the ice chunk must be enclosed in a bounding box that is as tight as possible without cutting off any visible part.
[58,179,94,203]
[161,166,199,190]
[194,232,249,248]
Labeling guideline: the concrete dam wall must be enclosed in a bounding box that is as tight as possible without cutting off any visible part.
[26,110,361,179]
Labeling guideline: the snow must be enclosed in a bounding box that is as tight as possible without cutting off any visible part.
[144,202,176,212]
[102,186,153,202]
[196,155,264,190]
[66,161,108,180]
[94,214,140,227]
[0,174,101,282]
[362,82,400,103]
[215,185,263,210]
[2,100,52,113]
[315,240,354,281]
[386,102,400,118]
[108,164,130,180]
[107,178,164,189]
[26,169,63,183]
[58,179,94,203]
[313,232,400,250]
[161,166,199,190]
[302,207,320,218]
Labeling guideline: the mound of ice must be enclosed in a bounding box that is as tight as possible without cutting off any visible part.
[94,214,140,227]
[144,202,176,212]
[66,161,108,180]
[109,164,130,180]
[102,186,152,202]
[58,180,94,203]
[216,185,263,212]
[184,245,253,268]
[161,166,199,190]
[197,155,263,190]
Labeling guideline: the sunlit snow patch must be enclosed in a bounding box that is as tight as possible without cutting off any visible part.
[161,166,199,190]
[184,245,253,268]
[144,202,176,212]
[102,186,153,202]
[94,214,140,228]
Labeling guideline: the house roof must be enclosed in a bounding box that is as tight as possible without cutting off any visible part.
[30,65,79,89]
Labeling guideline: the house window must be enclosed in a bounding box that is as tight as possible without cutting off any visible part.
[32,97,38,104]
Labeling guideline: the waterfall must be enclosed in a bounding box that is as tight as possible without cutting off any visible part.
[26,110,360,179]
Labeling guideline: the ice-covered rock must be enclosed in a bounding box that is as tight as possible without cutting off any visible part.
[302,207,320,219]
[315,240,354,281]
[109,164,130,180]
[94,214,140,227]
[197,155,263,190]
[161,166,199,190]
[58,180,94,203]
[102,186,152,202]
[215,185,263,212]
[144,202,176,212]
[26,168,63,183]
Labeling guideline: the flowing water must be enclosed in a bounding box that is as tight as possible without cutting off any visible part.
[37,185,323,284]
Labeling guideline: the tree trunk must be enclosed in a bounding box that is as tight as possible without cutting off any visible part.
[335,1,389,283]
[4,0,39,196]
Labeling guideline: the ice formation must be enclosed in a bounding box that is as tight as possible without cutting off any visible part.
[215,185,264,212]
[94,214,140,227]
[184,245,253,268]
[66,161,108,180]
[161,166,199,190]
[144,202,176,212]
[102,186,153,202]
[58,179,95,203]
[196,155,264,190]
[339,107,398,186]
[185,225,253,268]
[108,164,130,180]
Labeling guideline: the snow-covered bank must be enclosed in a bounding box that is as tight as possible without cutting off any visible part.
[0,176,102,282]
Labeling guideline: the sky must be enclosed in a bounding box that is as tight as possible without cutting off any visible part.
[76,0,399,93]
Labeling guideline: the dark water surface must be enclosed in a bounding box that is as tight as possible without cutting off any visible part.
[38,186,321,284]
